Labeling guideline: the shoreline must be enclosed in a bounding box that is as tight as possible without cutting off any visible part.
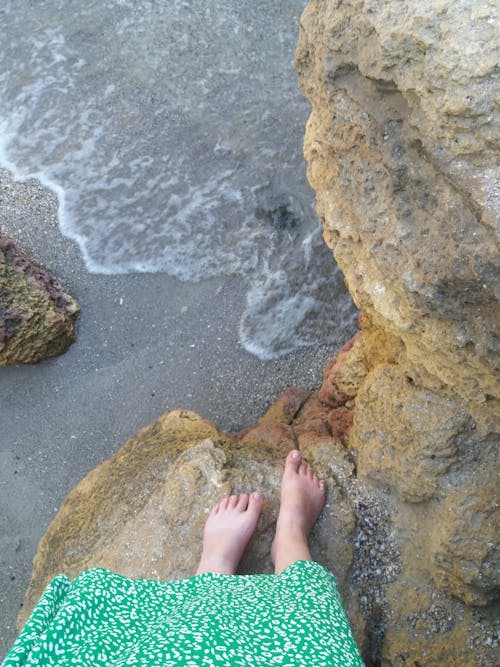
[0,170,355,656]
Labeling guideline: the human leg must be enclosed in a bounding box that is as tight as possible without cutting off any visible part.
[271,450,326,574]
[196,491,264,575]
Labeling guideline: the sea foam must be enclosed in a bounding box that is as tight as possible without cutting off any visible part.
[0,0,358,358]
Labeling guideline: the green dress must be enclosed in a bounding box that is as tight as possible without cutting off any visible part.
[3,560,364,666]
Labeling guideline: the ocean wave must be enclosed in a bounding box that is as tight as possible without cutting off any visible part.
[0,0,357,358]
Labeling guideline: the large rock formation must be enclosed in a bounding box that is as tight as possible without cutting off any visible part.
[0,235,79,364]
[295,0,499,664]
[296,0,498,407]
[18,367,497,666]
[18,394,381,654]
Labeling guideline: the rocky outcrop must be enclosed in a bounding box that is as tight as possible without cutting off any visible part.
[18,398,370,640]
[295,1,499,664]
[296,0,499,408]
[18,362,497,665]
[0,236,79,364]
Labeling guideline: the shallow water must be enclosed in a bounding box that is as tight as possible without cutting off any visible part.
[0,0,357,358]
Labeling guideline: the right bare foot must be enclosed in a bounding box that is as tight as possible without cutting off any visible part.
[271,450,326,573]
[196,492,264,576]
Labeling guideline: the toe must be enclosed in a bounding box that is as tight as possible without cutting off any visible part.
[208,502,219,517]
[285,449,302,473]
[228,494,238,509]
[237,493,249,511]
[248,491,264,514]
[220,496,230,510]
[299,462,308,476]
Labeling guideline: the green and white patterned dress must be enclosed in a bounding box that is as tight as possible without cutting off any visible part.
[3,560,364,666]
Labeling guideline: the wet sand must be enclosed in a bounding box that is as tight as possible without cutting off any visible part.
[0,171,351,656]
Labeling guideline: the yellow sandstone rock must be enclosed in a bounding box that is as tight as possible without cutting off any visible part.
[295,0,499,663]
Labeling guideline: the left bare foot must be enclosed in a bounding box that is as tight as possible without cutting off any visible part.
[196,492,264,575]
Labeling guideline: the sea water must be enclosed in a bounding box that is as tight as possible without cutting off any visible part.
[0,0,357,359]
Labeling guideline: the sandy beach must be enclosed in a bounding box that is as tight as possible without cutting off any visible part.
[0,171,352,656]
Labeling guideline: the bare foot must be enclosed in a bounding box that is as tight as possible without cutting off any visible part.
[271,450,326,573]
[196,492,264,575]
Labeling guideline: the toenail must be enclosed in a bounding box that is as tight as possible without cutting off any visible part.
[291,450,300,459]
[252,491,263,500]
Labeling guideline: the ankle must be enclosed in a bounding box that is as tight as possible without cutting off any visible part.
[196,553,235,576]
[272,530,312,573]
[276,513,309,541]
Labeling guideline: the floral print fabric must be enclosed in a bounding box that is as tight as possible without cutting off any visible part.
[3,560,364,666]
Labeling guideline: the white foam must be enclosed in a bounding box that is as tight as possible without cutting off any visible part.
[239,225,358,359]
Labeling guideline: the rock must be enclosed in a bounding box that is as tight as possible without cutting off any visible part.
[20,387,497,665]
[18,405,357,633]
[318,331,368,406]
[430,456,499,606]
[295,0,499,663]
[296,0,499,409]
[382,580,498,667]
[327,407,354,447]
[254,385,309,425]
[0,235,79,364]
[351,364,469,503]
